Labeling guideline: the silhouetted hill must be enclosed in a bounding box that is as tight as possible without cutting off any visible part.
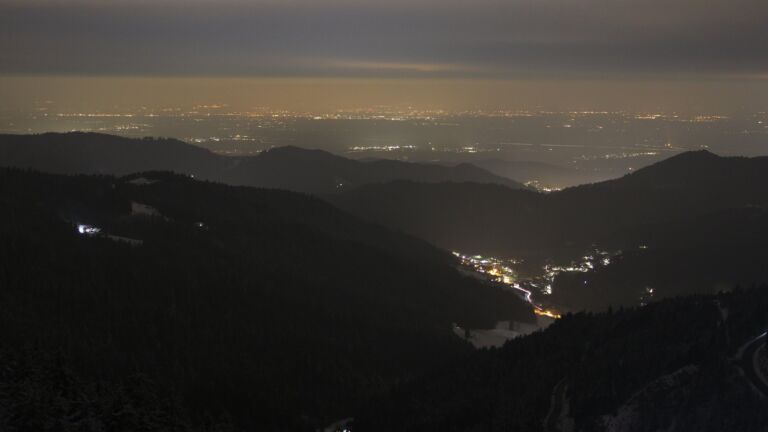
[333,151,768,310]
[0,133,525,194]
[355,285,768,431]
[334,181,547,255]
[209,145,525,193]
[0,168,532,431]
[548,150,768,245]
[0,132,228,177]
[608,149,723,186]
[548,206,768,311]
[334,150,768,254]
[474,158,610,188]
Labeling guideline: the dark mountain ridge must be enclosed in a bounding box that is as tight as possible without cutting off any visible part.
[473,158,611,188]
[0,167,533,431]
[0,132,228,177]
[332,150,768,311]
[0,132,526,194]
[334,150,768,255]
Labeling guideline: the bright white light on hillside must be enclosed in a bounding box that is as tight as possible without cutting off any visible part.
[77,224,101,235]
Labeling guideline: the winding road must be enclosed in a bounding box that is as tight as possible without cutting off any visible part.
[740,331,768,397]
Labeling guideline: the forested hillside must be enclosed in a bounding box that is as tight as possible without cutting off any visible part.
[0,168,532,431]
[355,285,768,431]
[333,151,768,311]
[334,151,768,256]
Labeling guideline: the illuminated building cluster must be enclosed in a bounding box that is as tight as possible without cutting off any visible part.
[453,248,622,319]
[539,250,614,295]
[575,151,662,161]
[453,252,561,319]
[453,252,519,286]
[348,145,417,152]
[524,180,563,193]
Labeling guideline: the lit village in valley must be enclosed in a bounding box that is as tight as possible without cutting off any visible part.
[451,249,619,348]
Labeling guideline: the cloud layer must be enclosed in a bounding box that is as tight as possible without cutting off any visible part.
[1,0,767,79]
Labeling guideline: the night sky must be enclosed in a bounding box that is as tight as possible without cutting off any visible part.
[1,0,767,111]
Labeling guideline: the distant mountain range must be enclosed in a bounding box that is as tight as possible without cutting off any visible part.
[4,132,768,311]
[0,167,532,431]
[333,151,768,310]
[0,132,526,193]
[333,150,768,254]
